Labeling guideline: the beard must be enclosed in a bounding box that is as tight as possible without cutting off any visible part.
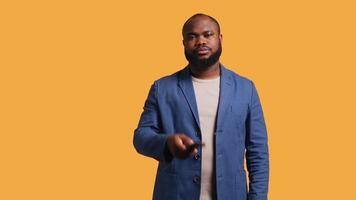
[184,42,222,69]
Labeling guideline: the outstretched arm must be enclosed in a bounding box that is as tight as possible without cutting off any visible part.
[133,82,169,162]
[133,82,199,162]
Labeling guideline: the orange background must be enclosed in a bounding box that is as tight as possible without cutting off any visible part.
[1,0,356,199]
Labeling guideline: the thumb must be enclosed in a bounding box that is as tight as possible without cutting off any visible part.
[178,134,194,147]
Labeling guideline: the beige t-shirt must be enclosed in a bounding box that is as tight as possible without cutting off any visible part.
[192,75,220,200]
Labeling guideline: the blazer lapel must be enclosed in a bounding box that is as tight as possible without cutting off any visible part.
[216,64,234,132]
[177,64,234,132]
[178,67,201,129]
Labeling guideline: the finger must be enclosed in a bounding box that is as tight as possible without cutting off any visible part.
[189,148,198,156]
[186,143,198,152]
[179,134,194,147]
[175,136,187,151]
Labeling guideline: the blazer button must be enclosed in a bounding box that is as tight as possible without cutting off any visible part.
[195,130,201,136]
[194,153,200,160]
[193,176,200,184]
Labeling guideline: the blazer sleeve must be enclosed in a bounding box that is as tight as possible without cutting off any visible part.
[133,81,172,162]
[245,81,270,200]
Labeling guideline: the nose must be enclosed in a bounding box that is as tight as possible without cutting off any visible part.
[195,35,207,46]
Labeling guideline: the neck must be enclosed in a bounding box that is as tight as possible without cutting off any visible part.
[188,61,220,80]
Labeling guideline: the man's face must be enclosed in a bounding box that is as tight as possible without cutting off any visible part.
[183,17,222,68]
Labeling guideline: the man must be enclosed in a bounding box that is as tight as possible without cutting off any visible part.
[133,13,269,200]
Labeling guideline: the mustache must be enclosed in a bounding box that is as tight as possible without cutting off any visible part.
[193,46,211,53]
[184,43,222,68]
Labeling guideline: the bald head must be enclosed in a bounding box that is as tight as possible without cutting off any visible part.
[182,13,222,71]
[182,13,221,37]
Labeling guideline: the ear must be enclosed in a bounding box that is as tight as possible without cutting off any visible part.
[182,39,186,46]
[219,34,223,42]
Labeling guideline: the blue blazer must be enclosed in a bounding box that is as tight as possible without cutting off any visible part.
[134,64,269,200]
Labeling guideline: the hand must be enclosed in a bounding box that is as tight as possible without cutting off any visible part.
[166,134,199,159]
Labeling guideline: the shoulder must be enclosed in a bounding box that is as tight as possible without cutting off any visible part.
[148,68,184,94]
[155,70,181,84]
[222,65,254,88]
[151,70,180,90]
[221,65,259,103]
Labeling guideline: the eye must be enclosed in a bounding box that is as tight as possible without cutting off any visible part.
[187,35,196,40]
[204,32,213,38]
